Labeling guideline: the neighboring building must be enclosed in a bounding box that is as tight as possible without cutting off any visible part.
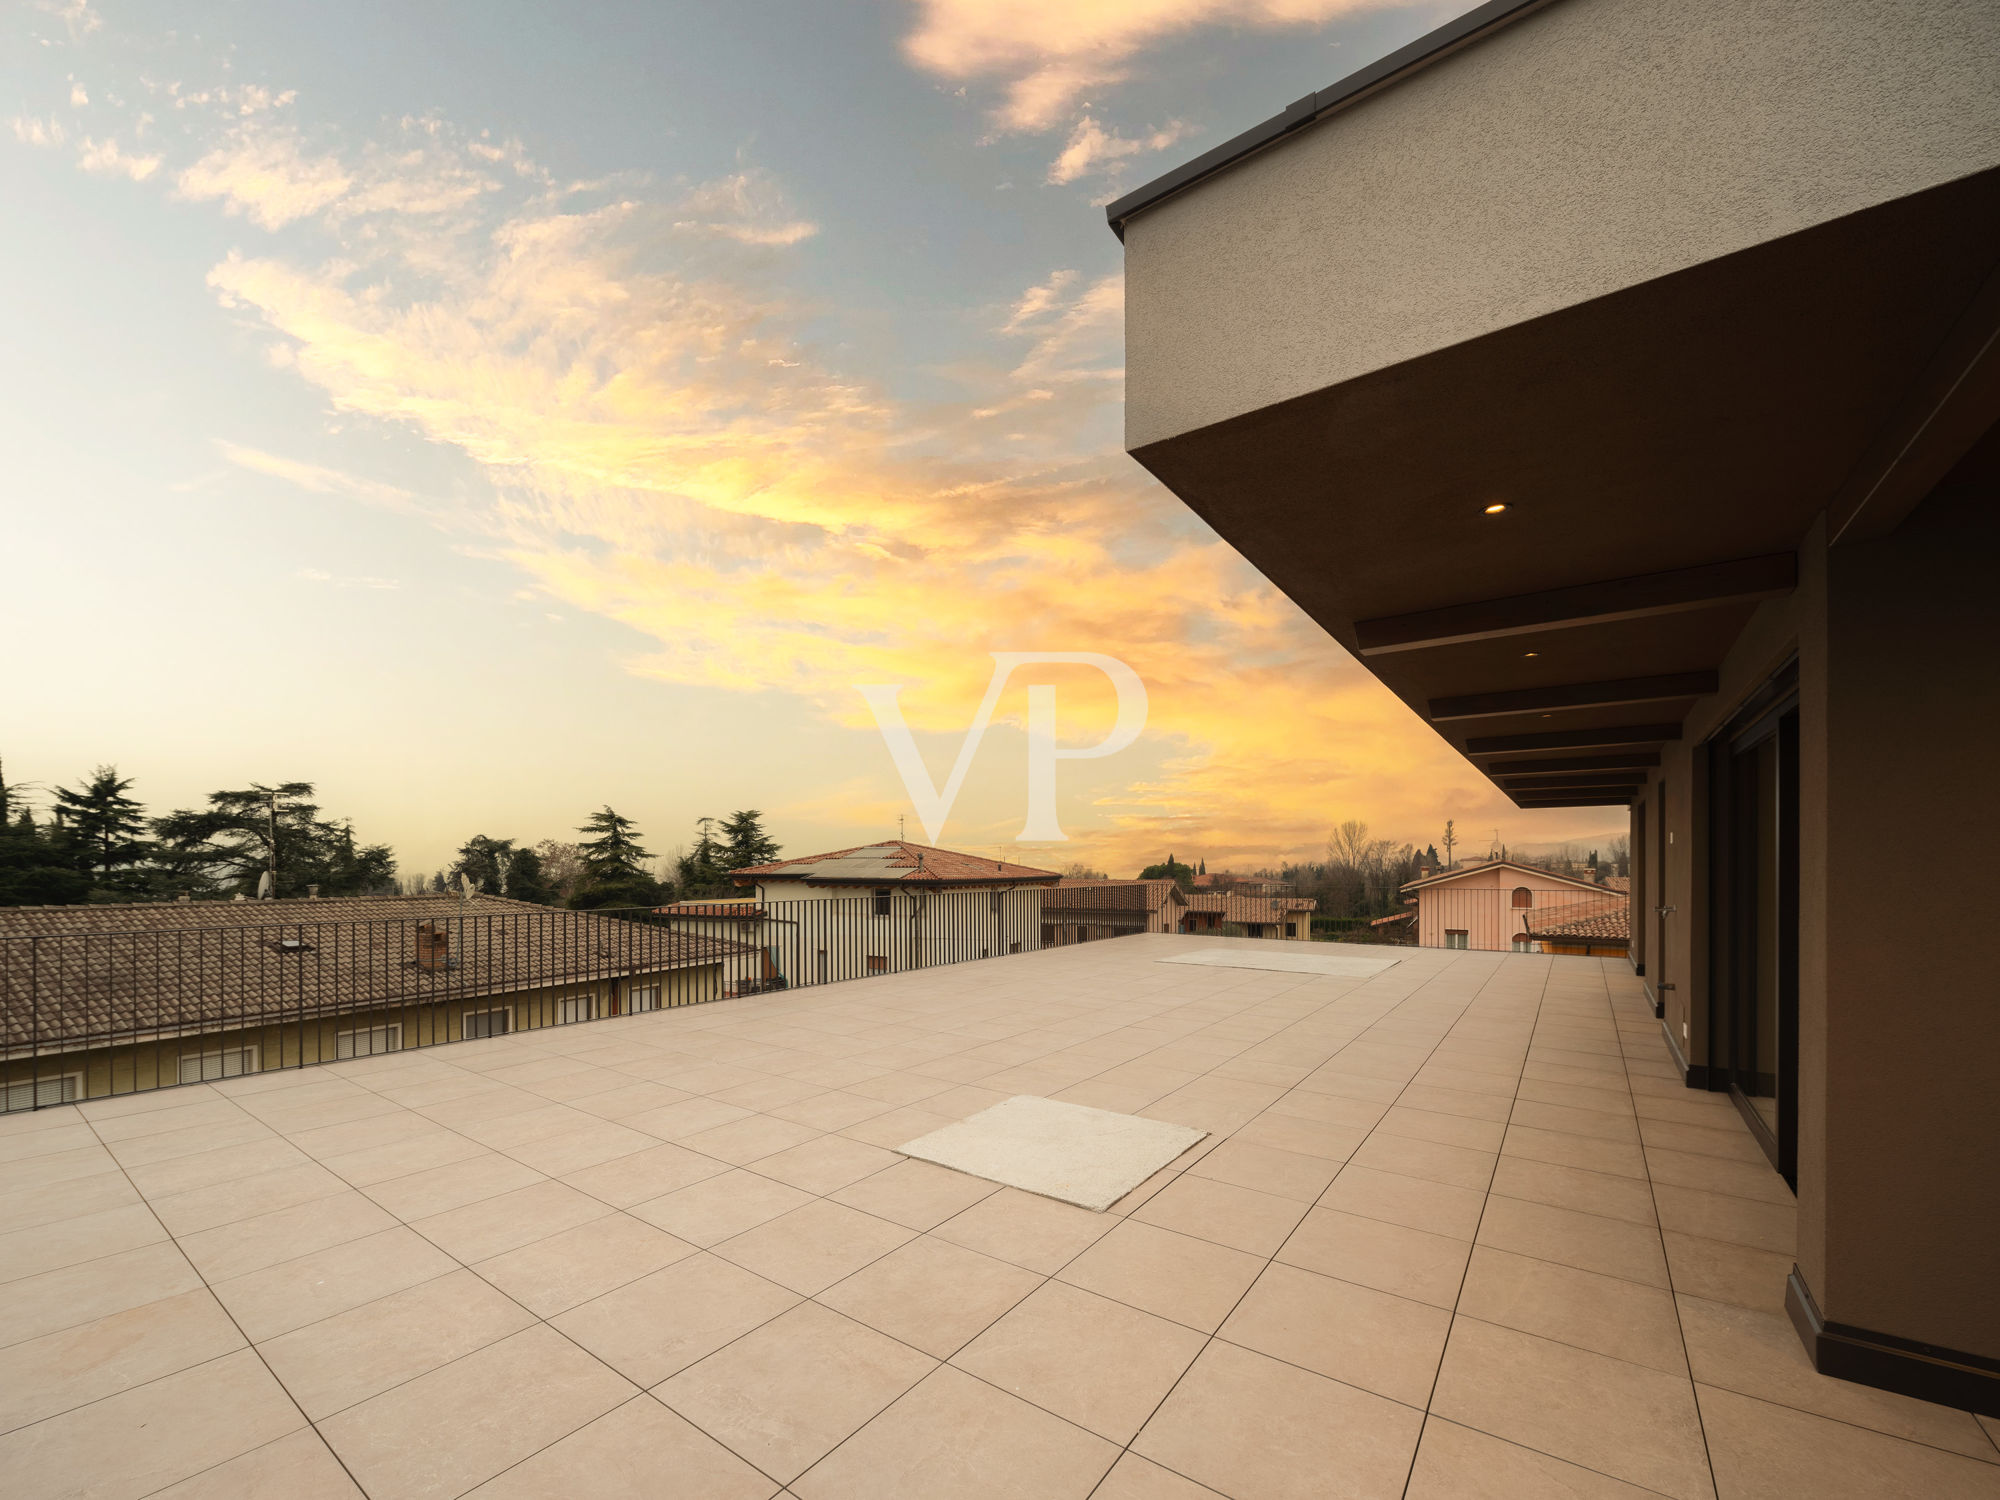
[730,840,1060,979]
[653,898,794,996]
[1111,0,1999,1411]
[1191,872,1287,896]
[1398,859,1626,952]
[0,894,754,1110]
[1042,877,1187,945]
[1180,893,1317,940]
[1524,903,1633,958]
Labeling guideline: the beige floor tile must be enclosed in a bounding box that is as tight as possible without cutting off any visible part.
[680,1112,824,1166]
[1056,1219,1263,1333]
[559,1139,730,1207]
[122,1136,305,1197]
[1350,1132,1498,1191]
[1489,1156,1658,1225]
[1396,1084,1516,1123]
[551,1251,800,1386]
[629,1169,815,1247]
[714,1198,915,1295]
[1678,1293,1995,1459]
[213,1226,458,1342]
[1643,1146,1793,1205]
[501,1121,659,1176]
[148,1428,364,1500]
[0,1240,202,1348]
[0,1349,304,1500]
[656,1302,934,1483]
[472,1212,692,1315]
[843,1072,954,1106]
[928,1184,1115,1272]
[767,1089,893,1131]
[1431,1317,1712,1500]
[838,1104,959,1149]
[953,1279,1206,1443]
[1661,1231,1792,1314]
[465,1396,778,1500]
[1639,1118,1771,1164]
[1458,1246,1686,1374]
[1503,1124,1648,1179]
[1652,1184,1794,1255]
[0,1166,141,1233]
[149,1162,350,1236]
[1476,1194,1669,1287]
[175,1190,399,1282]
[358,1153,544,1221]
[829,1157,1002,1229]
[1265,1090,1390,1129]
[624,1096,755,1140]
[1275,1205,1471,1308]
[1092,1452,1232,1499]
[1376,1105,1508,1152]
[1230,1112,1367,1162]
[750,1134,903,1195]
[1406,1417,1663,1498]
[1134,1339,1427,1500]
[794,1363,1118,1500]
[1222,1261,1451,1407]
[257,1269,535,1419]
[1132,1173,1309,1256]
[0,1286,246,1433]
[820,1233,1040,1357]
[1185,1139,1341,1202]
[568,1081,694,1121]
[1319,1164,1487,1240]
[319,1324,634,1500]
[1699,1384,2000,1499]
[713,1076,828,1112]
[318,1131,488,1188]
[412,1179,611,1263]
[1508,1099,1640,1141]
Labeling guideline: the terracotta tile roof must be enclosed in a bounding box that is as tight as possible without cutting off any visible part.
[1185,893,1318,923]
[1048,878,1187,914]
[0,894,757,1052]
[732,841,1059,886]
[1400,859,1617,897]
[656,900,767,918]
[1525,903,1632,944]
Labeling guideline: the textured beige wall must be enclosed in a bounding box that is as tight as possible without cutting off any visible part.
[1124,0,2000,448]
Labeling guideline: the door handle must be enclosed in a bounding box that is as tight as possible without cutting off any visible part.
[1655,906,1676,916]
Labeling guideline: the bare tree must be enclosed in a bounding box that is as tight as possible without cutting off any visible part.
[533,839,589,905]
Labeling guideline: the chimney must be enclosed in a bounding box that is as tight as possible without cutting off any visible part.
[416,922,452,972]
[307,884,320,899]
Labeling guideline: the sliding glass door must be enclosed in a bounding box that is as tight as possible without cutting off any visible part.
[1710,665,1799,1186]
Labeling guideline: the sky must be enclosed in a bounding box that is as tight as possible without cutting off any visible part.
[1,0,1629,881]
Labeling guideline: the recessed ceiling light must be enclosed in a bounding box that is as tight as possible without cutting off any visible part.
[1523,651,1539,658]
[1483,503,1508,514]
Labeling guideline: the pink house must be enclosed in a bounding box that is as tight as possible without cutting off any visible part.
[1399,860,1626,953]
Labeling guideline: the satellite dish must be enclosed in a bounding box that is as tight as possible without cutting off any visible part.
[458,872,475,902]
[257,870,275,900]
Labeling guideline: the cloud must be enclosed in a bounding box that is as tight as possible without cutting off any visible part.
[37,0,99,39]
[1046,115,1191,185]
[178,129,352,229]
[296,568,400,590]
[11,115,66,147]
[69,81,88,107]
[671,171,819,246]
[903,0,1429,132]
[78,136,161,180]
[215,441,430,516]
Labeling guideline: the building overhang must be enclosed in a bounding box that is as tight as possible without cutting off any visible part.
[1114,0,2000,807]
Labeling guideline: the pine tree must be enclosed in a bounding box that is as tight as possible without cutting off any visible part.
[502,845,552,904]
[449,835,517,894]
[52,765,150,885]
[151,783,396,898]
[718,810,780,871]
[571,807,662,909]
[0,760,90,906]
[672,818,732,900]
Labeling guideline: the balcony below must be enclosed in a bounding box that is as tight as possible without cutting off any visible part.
[2,935,1994,1499]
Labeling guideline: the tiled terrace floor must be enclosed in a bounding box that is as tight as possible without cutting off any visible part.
[3,935,1996,1500]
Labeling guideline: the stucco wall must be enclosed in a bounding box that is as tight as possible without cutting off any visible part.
[1124,0,2000,448]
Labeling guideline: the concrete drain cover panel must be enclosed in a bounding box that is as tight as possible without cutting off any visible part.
[896,1096,1206,1212]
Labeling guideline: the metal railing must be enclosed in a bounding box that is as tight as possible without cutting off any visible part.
[1,892,1148,1112]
